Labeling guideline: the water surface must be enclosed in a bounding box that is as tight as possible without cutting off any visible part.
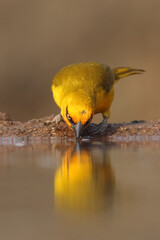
[0,137,160,240]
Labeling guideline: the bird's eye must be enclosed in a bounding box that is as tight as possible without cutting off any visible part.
[66,107,74,124]
[66,112,72,121]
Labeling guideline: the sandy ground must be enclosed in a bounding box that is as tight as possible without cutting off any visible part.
[0,112,160,139]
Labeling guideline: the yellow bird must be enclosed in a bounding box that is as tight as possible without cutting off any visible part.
[51,62,144,138]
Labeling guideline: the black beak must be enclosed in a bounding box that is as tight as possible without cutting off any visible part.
[73,121,83,139]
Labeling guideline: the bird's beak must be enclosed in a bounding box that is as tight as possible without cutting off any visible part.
[73,121,83,139]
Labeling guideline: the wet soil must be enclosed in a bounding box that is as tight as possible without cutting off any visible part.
[0,112,160,139]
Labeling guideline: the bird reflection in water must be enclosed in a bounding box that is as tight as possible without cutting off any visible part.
[54,141,115,214]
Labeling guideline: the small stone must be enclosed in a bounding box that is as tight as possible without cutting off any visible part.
[0,112,12,121]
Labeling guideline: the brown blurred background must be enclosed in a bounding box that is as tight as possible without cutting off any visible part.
[0,0,160,123]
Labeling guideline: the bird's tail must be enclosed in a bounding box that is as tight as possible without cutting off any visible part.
[112,67,145,84]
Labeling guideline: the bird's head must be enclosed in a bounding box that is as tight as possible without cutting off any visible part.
[61,100,93,138]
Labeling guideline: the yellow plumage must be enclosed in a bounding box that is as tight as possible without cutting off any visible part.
[51,62,144,137]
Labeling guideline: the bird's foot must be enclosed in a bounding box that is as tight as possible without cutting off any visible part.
[45,113,64,125]
[52,113,64,124]
[85,118,108,136]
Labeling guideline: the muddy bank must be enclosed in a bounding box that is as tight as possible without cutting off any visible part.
[0,112,160,139]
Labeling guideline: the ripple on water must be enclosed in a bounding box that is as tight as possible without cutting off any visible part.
[0,134,160,147]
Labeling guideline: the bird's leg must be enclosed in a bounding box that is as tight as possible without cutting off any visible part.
[45,113,64,125]
[101,116,108,125]
[52,113,64,124]
[94,116,108,133]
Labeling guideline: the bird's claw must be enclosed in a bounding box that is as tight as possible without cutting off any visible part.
[45,113,64,125]
[52,113,64,124]
[85,122,108,135]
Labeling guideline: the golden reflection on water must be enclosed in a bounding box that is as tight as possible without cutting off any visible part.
[1,138,160,239]
[54,141,115,213]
